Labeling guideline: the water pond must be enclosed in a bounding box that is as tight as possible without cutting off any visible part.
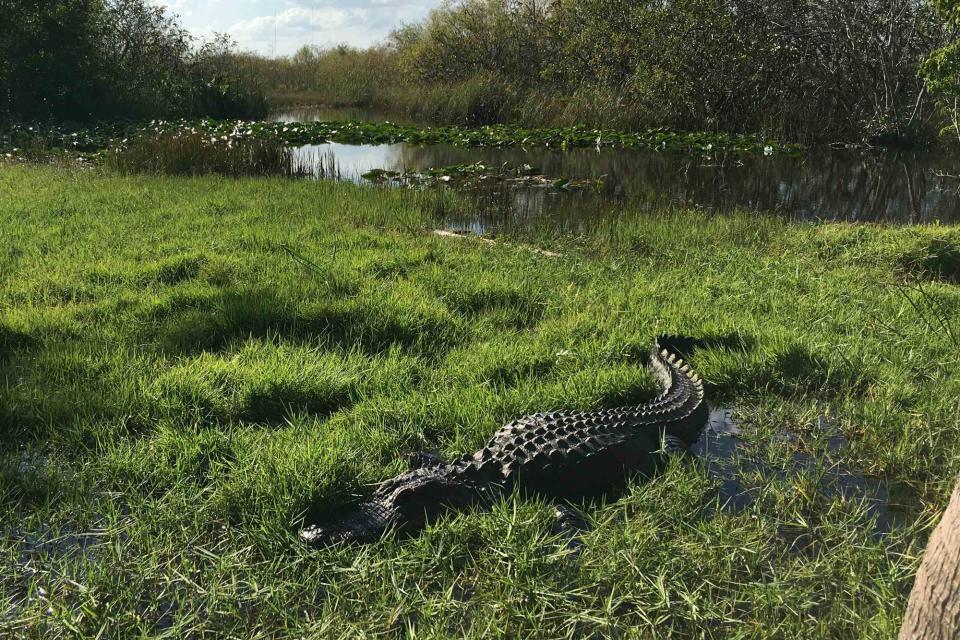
[273,106,960,230]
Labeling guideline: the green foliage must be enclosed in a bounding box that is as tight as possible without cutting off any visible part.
[922,0,960,137]
[238,44,402,109]
[251,0,943,143]
[0,0,266,122]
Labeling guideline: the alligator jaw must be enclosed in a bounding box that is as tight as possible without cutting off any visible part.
[300,502,395,547]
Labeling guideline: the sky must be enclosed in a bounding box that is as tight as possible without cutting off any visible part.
[156,0,441,56]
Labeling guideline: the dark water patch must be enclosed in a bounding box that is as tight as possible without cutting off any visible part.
[692,408,889,535]
[6,518,111,623]
[102,133,314,178]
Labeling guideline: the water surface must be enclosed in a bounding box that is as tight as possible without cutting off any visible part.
[273,107,960,229]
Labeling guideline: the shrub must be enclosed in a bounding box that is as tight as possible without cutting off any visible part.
[0,0,266,122]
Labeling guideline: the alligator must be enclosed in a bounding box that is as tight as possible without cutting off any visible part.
[301,336,709,547]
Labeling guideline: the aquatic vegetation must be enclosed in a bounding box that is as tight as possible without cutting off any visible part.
[362,162,605,191]
[0,118,803,161]
[154,119,803,156]
[102,132,313,178]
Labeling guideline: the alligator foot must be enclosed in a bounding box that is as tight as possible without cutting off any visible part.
[552,503,591,557]
[660,434,688,456]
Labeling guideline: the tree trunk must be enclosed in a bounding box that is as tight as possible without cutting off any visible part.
[900,474,960,639]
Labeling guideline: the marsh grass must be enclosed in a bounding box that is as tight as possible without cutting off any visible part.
[103,133,313,178]
[1,165,959,638]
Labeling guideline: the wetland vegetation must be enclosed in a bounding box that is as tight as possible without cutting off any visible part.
[2,164,960,637]
[248,0,949,144]
[0,0,265,123]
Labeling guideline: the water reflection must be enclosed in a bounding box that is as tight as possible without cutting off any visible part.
[692,408,889,537]
[278,108,960,227]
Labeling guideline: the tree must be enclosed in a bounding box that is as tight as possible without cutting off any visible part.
[0,0,264,122]
[922,0,960,139]
[899,474,960,639]
[0,0,101,120]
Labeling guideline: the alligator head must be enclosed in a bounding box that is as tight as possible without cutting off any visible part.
[300,465,481,547]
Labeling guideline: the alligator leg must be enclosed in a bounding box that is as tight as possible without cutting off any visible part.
[660,433,688,457]
[548,434,687,556]
[552,503,591,556]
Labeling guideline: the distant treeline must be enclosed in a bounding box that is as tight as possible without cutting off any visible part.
[247,0,954,143]
[0,0,266,122]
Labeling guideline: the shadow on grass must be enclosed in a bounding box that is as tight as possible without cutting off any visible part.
[141,254,211,286]
[0,325,38,441]
[0,324,37,363]
[157,362,360,425]
[898,238,960,284]
[155,287,461,358]
[484,356,558,388]
[442,287,547,330]
[617,332,757,363]
[707,343,872,400]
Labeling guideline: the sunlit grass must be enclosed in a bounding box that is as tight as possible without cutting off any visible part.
[1,164,958,638]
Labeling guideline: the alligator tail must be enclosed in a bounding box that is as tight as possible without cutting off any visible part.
[650,334,709,446]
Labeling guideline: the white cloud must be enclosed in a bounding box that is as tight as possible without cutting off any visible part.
[153,0,439,55]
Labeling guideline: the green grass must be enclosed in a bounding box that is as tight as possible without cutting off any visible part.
[1,164,959,638]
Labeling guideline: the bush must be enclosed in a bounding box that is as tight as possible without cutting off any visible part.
[0,0,266,122]
[244,0,948,142]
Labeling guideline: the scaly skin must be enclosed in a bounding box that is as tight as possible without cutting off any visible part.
[301,336,709,547]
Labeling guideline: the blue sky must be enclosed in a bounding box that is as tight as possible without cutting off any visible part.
[156,0,441,55]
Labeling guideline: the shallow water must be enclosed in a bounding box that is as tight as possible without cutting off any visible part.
[273,107,960,229]
[692,408,889,536]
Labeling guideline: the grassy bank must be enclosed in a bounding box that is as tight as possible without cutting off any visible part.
[2,164,959,638]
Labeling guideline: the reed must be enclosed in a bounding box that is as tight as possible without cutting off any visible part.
[102,133,311,178]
